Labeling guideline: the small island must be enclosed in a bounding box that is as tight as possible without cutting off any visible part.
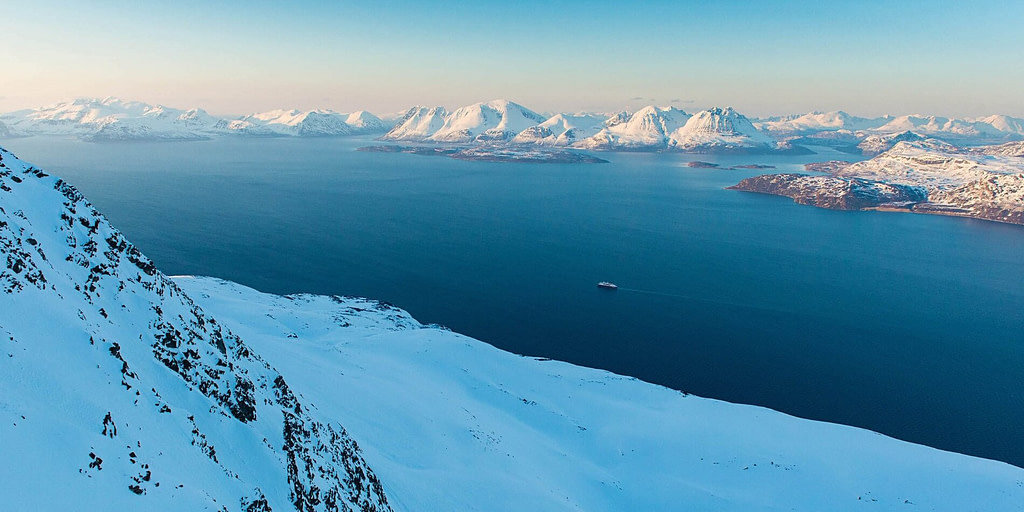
[687,161,777,170]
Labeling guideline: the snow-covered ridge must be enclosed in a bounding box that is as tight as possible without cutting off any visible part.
[3,145,1024,509]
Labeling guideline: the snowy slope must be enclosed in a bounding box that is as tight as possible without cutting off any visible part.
[511,113,606,146]
[428,100,546,143]
[380,106,449,141]
[177,276,1024,512]
[668,107,780,153]
[574,106,690,150]
[0,146,390,511]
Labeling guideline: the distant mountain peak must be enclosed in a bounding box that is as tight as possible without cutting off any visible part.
[427,100,546,143]
[667,106,779,153]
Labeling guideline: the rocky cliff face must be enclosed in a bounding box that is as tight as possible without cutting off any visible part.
[0,146,391,511]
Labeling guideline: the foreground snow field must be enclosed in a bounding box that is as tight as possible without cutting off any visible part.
[176,276,1024,511]
[2,144,1023,511]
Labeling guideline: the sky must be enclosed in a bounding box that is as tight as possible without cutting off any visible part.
[1,0,1022,118]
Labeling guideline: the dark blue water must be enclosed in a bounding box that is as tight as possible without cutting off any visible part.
[4,136,1023,467]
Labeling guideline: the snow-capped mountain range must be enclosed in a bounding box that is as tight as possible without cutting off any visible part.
[4,142,1024,509]
[3,97,1024,153]
[386,103,796,154]
[0,97,389,141]
[0,98,222,141]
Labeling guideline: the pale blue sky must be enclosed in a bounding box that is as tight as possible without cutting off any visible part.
[1,0,1021,117]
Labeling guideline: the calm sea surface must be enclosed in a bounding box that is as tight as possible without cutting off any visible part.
[4,135,1023,467]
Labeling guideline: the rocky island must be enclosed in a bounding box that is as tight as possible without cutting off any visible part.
[727,173,927,210]
[728,139,1024,225]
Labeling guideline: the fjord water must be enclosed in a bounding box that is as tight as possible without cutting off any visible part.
[5,136,1023,467]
